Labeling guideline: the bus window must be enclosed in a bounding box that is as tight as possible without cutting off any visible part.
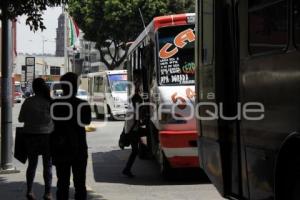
[249,0,288,54]
[108,74,128,92]
[158,25,195,86]
[202,0,214,65]
[294,1,300,48]
[94,76,103,93]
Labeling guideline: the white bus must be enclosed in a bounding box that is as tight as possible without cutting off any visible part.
[83,70,128,120]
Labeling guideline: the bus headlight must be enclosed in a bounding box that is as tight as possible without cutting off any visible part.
[113,96,120,102]
[114,103,122,108]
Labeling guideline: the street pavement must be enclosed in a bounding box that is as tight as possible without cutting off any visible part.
[0,100,225,200]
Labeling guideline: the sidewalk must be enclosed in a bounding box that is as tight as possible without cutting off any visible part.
[0,156,106,200]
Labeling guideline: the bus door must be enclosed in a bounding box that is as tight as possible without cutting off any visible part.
[197,0,243,198]
[237,1,300,199]
[88,77,93,97]
[93,75,106,114]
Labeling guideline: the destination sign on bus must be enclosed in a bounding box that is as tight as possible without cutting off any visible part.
[158,25,195,86]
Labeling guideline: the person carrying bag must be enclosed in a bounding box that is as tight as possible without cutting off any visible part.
[121,81,144,178]
[18,78,54,200]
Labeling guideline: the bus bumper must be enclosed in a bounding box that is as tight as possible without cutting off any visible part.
[111,108,127,118]
[159,130,199,168]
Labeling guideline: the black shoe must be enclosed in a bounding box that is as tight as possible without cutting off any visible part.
[43,193,52,200]
[122,169,135,178]
[26,192,36,200]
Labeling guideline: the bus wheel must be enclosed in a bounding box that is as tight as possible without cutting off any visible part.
[94,105,104,119]
[149,123,159,158]
[159,150,172,179]
[287,158,300,199]
[279,142,300,200]
[107,106,115,121]
[291,177,300,200]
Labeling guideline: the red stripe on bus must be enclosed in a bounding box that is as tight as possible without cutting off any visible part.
[159,130,197,148]
[168,156,199,168]
[154,14,188,30]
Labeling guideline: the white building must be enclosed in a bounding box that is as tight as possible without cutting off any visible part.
[14,54,65,82]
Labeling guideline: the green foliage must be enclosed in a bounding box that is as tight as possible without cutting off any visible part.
[68,0,195,69]
[1,0,68,31]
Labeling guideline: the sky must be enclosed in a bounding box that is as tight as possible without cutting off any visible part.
[17,7,63,55]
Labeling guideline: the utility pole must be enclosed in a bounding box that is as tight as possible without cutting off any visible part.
[42,36,48,76]
[1,1,18,173]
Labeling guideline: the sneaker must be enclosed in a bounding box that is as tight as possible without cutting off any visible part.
[26,192,36,200]
[122,169,135,178]
[43,193,52,200]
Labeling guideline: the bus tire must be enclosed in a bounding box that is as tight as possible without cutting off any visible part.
[107,106,115,121]
[94,105,104,119]
[277,138,300,200]
[160,151,172,179]
[149,122,159,158]
[285,154,300,200]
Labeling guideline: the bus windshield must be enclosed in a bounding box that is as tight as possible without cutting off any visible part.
[15,84,21,92]
[158,25,195,86]
[108,74,128,92]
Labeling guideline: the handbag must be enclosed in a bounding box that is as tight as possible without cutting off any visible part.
[14,127,27,164]
[118,128,132,149]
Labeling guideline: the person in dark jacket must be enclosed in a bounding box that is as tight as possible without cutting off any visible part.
[19,78,54,200]
[122,82,143,178]
[51,72,91,200]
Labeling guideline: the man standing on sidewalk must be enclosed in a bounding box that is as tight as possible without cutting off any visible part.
[50,72,91,200]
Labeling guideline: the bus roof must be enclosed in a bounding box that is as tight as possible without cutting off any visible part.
[87,70,127,77]
[128,13,195,53]
[153,13,195,30]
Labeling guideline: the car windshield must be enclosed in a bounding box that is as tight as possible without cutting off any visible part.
[15,84,21,92]
[77,90,88,96]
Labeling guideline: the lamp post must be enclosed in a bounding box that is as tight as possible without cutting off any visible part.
[41,36,48,76]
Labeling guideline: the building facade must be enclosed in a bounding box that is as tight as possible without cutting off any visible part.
[14,54,65,83]
[55,13,65,57]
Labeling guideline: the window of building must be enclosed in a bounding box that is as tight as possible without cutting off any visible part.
[202,0,214,65]
[135,49,139,69]
[249,0,288,54]
[294,1,300,48]
[50,66,60,75]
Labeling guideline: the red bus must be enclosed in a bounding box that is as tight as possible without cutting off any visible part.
[124,13,198,177]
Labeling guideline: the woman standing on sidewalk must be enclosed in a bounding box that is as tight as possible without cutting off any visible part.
[18,78,54,200]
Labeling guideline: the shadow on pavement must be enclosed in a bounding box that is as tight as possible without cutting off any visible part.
[0,176,107,200]
[92,149,211,186]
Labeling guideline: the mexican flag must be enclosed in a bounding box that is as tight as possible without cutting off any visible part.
[68,17,80,47]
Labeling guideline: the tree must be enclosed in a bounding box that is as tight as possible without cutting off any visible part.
[1,0,68,31]
[68,0,195,70]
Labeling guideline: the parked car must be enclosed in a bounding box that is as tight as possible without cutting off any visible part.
[14,81,23,103]
[14,91,22,103]
[76,89,89,101]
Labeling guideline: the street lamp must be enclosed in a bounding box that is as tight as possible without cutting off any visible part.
[42,37,47,76]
